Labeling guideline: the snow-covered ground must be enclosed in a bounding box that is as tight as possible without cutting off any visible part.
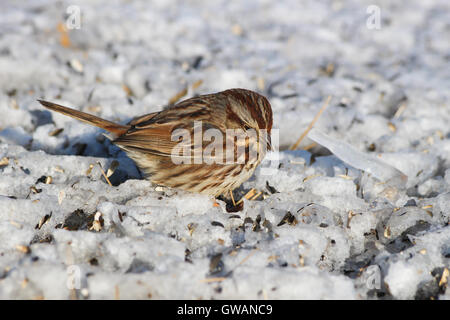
[0,0,449,299]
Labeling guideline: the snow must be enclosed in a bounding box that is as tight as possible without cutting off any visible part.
[0,0,449,300]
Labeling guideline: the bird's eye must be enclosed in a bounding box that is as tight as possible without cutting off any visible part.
[243,124,251,130]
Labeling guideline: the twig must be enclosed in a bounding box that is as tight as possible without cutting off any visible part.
[236,188,256,205]
[114,285,120,300]
[238,248,258,266]
[302,142,317,151]
[229,190,236,206]
[249,191,262,201]
[289,95,331,150]
[168,87,188,105]
[393,103,407,119]
[97,162,112,186]
[200,277,227,283]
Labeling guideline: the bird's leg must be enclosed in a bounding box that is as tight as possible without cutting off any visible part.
[222,189,244,213]
[229,189,236,206]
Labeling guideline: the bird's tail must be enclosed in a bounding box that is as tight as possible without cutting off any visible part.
[38,100,129,136]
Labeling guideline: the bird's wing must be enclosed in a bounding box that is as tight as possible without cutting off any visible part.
[114,100,227,162]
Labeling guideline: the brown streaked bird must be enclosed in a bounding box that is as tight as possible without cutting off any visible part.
[38,88,273,197]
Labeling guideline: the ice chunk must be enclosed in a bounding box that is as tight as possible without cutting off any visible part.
[98,65,125,84]
[375,152,439,188]
[0,127,32,147]
[305,176,356,197]
[383,207,433,240]
[308,128,408,189]
[384,261,428,299]
[124,67,150,99]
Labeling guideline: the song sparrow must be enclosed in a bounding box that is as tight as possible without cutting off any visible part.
[38,88,273,197]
